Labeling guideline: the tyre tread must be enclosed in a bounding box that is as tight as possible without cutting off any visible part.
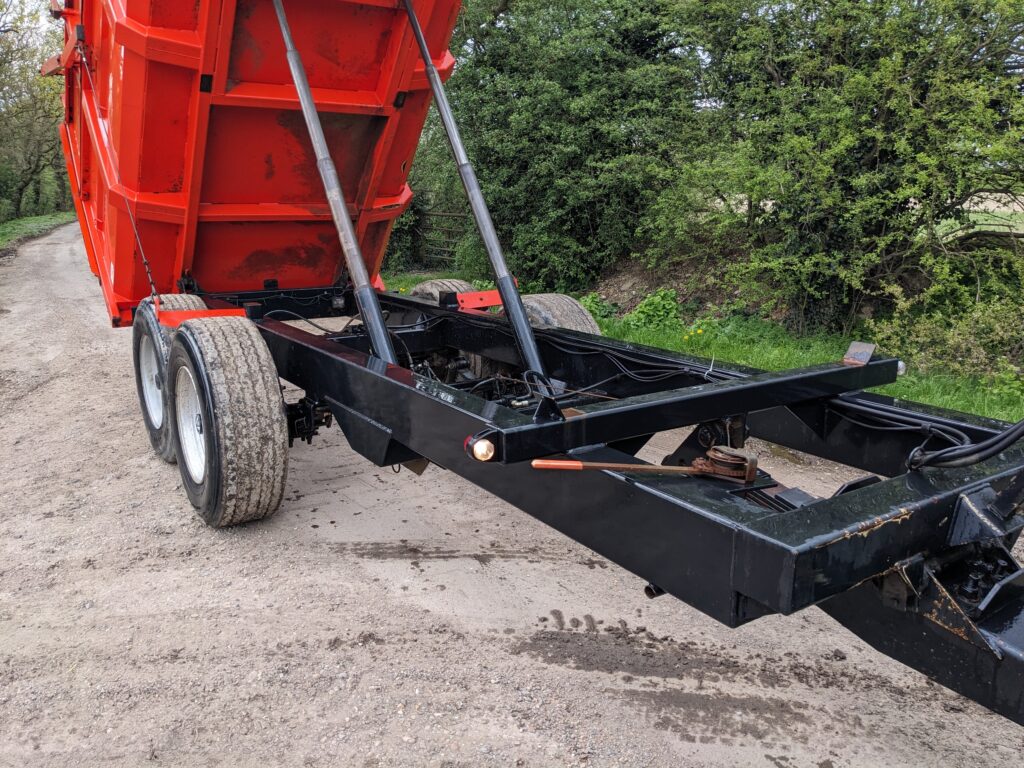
[409,279,475,304]
[521,293,602,335]
[179,317,288,527]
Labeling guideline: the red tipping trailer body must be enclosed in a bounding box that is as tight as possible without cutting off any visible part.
[52,0,460,326]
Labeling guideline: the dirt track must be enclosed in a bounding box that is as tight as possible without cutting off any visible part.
[2,225,1023,767]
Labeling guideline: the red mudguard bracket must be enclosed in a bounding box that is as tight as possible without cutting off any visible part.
[456,289,504,310]
[155,308,247,328]
[455,278,518,310]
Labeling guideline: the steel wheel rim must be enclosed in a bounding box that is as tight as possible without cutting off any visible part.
[175,366,206,485]
[139,334,163,429]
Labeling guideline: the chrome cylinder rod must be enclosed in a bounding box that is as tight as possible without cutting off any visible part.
[400,0,552,390]
[272,0,397,365]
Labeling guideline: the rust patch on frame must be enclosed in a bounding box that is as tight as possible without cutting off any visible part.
[817,508,913,549]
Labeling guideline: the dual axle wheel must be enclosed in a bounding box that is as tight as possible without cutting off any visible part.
[132,298,288,527]
[131,287,598,528]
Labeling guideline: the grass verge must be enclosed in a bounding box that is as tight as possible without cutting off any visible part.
[601,315,1023,423]
[0,212,77,255]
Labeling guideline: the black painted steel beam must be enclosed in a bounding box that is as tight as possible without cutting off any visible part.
[484,359,900,463]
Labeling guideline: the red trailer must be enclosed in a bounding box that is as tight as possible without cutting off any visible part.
[48,0,1024,728]
[46,0,461,326]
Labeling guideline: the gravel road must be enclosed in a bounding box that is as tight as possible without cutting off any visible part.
[2,225,1022,767]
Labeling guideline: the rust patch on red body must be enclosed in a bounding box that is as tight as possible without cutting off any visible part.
[231,245,328,280]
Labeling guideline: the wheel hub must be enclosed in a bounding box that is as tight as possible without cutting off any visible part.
[175,366,207,485]
[139,334,163,429]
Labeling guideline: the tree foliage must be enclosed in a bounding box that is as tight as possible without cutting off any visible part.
[0,1,69,223]
[396,0,1024,368]
[413,0,696,290]
[657,0,1024,332]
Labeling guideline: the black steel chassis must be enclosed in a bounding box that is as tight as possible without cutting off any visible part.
[203,285,1024,726]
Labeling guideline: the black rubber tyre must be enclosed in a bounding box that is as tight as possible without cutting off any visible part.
[519,293,602,335]
[167,316,289,528]
[132,294,208,462]
[409,278,476,304]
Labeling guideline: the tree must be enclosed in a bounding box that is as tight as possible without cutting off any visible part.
[0,1,68,222]
[441,0,696,289]
[653,0,1024,331]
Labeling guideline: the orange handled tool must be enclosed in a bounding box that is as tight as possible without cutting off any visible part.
[531,459,690,474]
[531,446,758,484]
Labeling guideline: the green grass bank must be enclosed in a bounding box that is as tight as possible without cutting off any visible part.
[0,212,77,253]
